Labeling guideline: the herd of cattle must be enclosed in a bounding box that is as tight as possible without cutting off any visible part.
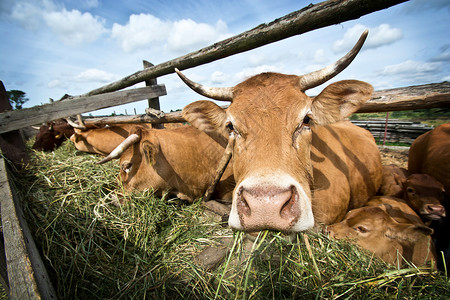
[30,31,448,272]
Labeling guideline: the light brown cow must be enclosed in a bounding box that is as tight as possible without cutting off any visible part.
[98,125,234,203]
[70,124,150,156]
[177,30,382,232]
[379,164,410,198]
[327,196,436,267]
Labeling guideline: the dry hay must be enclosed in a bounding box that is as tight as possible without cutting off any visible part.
[379,146,409,168]
[6,140,448,299]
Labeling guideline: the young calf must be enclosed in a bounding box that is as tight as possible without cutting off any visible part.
[327,196,436,268]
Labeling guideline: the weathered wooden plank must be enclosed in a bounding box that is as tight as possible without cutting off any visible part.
[0,85,166,134]
[0,158,57,299]
[84,0,407,96]
[357,82,450,113]
[81,110,184,126]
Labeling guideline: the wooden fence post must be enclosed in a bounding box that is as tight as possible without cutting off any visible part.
[0,81,29,169]
[143,60,164,129]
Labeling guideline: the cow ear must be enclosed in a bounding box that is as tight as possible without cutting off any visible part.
[142,140,159,166]
[311,80,373,125]
[386,222,434,243]
[182,100,227,135]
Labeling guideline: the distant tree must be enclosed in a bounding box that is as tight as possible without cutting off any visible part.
[7,89,29,109]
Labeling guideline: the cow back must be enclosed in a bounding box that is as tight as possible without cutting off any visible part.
[311,121,382,224]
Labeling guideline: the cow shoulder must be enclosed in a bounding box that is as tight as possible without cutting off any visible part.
[312,80,373,125]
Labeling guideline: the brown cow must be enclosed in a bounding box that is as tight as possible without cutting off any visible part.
[379,164,410,198]
[327,197,436,267]
[408,123,450,273]
[70,124,150,156]
[402,173,446,221]
[32,119,75,151]
[98,125,234,203]
[178,30,382,232]
[408,123,450,198]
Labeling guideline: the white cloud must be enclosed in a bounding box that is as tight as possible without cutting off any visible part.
[44,9,106,46]
[235,65,282,81]
[111,13,171,52]
[333,24,403,53]
[442,75,450,82]
[431,51,450,62]
[48,79,65,89]
[313,49,326,64]
[10,0,55,30]
[111,14,230,53]
[167,19,229,52]
[84,0,100,9]
[210,71,229,84]
[74,69,119,83]
[378,60,441,76]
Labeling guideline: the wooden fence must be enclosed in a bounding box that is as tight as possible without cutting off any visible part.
[0,0,449,299]
[350,119,433,144]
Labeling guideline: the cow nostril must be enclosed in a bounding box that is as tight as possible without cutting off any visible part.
[238,187,252,217]
[280,186,296,218]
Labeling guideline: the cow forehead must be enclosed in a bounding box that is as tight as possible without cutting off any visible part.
[229,74,311,128]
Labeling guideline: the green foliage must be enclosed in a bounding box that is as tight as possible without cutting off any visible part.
[350,108,450,126]
[10,140,450,299]
[6,89,29,109]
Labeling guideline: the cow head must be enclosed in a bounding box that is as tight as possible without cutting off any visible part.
[32,119,75,151]
[178,31,373,232]
[326,205,433,265]
[403,173,446,220]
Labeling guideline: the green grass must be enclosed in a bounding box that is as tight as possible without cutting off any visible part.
[7,140,449,299]
[350,108,450,127]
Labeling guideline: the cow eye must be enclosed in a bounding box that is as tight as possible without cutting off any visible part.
[354,225,368,233]
[303,115,311,126]
[406,187,414,193]
[225,121,236,135]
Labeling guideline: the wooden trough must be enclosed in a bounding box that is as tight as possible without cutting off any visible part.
[0,0,449,298]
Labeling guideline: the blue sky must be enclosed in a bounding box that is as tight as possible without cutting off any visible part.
[1,0,449,116]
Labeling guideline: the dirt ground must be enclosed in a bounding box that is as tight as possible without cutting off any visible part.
[378,146,409,169]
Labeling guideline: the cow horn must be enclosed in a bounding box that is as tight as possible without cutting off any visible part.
[174,68,233,101]
[299,30,368,91]
[66,115,87,130]
[97,133,141,164]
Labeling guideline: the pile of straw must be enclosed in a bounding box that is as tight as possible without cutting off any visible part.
[8,140,449,299]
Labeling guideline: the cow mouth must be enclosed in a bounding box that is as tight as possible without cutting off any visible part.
[422,212,445,221]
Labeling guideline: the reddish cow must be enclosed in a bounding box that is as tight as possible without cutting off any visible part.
[408,123,450,272]
[402,173,446,221]
[178,31,381,232]
[327,196,436,267]
[408,123,450,198]
[32,119,75,151]
[99,126,234,203]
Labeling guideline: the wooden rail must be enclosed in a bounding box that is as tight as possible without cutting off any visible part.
[74,82,450,127]
[0,158,56,299]
[0,85,166,134]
